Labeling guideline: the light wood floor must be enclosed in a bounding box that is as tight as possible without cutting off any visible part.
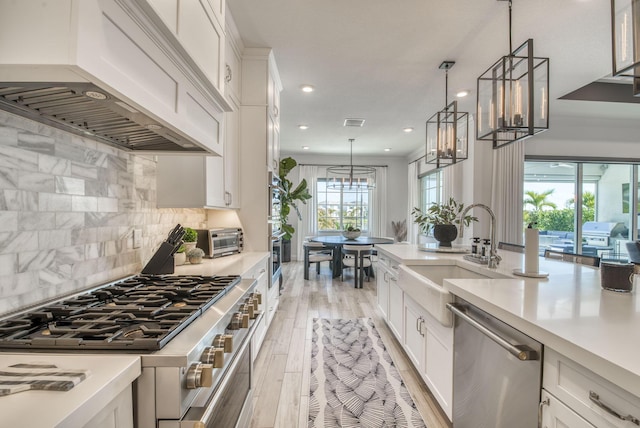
[250,261,451,428]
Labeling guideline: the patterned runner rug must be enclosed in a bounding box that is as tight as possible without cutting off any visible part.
[309,318,427,427]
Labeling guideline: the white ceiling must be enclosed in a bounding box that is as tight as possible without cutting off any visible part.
[228,0,640,158]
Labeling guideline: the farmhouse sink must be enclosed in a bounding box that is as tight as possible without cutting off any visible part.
[398,264,510,327]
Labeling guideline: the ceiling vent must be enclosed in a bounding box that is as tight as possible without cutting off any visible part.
[343,118,365,127]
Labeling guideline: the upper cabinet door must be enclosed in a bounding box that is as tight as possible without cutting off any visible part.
[145,0,226,94]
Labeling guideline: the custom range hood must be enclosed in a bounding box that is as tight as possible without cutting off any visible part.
[0,0,230,154]
[0,83,209,152]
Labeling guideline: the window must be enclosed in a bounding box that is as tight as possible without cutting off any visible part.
[420,170,442,212]
[524,160,636,261]
[316,178,369,231]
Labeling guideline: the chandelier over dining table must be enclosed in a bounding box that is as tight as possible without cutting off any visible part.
[326,138,376,190]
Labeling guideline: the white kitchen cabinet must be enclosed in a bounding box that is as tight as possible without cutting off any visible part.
[241,48,282,175]
[376,257,391,318]
[403,294,453,420]
[266,278,280,326]
[540,389,596,428]
[156,152,233,209]
[543,348,640,428]
[237,48,281,253]
[224,11,243,106]
[387,273,403,342]
[144,0,226,94]
[247,258,269,361]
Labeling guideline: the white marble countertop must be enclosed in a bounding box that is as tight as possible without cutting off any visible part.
[173,251,269,277]
[376,244,640,398]
[0,353,140,427]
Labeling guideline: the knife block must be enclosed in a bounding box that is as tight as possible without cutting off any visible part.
[142,242,176,274]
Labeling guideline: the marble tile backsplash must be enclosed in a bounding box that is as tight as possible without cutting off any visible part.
[0,111,207,316]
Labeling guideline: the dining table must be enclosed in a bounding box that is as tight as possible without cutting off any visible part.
[309,236,394,279]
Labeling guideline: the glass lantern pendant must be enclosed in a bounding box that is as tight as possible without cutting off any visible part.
[426,61,469,169]
[476,1,549,148]
[612,0,640,96]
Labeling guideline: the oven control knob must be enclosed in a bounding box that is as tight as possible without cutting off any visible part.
[245,297,259,312]
[240,303,255,319]
[230,312,243,330]
[201,347,224,368]
[213,334,233,352]
[241,313,250,328]
[186,362,213,389]
[251,292,262,305]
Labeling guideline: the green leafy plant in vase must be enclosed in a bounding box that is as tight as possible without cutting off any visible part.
[342,225,361,240]
[411,197,477,247]
[279,157,312,262]
[175,244,186,266]
[182,227,198,253]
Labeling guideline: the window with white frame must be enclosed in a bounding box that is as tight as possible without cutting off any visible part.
[420,170,442,212]
[316,178,369,231]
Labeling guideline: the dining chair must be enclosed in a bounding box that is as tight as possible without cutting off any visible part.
[543,249,600,267]
[303,241,334,279]
[498,242,526,253]
[341,244,373,288]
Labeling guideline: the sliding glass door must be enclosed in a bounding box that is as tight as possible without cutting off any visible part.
[524,160,637,261]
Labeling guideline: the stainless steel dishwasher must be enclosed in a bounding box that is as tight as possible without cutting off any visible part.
[447,300,542,428]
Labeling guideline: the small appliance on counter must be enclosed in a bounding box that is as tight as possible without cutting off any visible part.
[196,228,243,258]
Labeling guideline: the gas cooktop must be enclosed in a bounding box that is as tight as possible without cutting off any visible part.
[0,275,241,351]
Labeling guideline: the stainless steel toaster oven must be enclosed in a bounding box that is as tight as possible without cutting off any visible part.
[196,228,243,258]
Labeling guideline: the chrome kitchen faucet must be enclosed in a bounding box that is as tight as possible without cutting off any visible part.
[459,204,501,268]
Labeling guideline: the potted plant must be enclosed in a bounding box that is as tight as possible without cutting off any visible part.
[187,247,205,264]
[175,245,186,266]
[279,157,312,261]
[411,197,477,247]
[182,227,198,253]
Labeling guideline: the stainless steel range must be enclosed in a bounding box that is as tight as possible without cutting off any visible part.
[0,274,262,428]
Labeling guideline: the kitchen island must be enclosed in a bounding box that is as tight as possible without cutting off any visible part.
[0,354,140,428]
[376,243,640,420]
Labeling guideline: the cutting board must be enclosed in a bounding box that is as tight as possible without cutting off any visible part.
[0,363,90,396]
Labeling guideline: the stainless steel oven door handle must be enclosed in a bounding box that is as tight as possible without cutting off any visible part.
[447,303,539,361]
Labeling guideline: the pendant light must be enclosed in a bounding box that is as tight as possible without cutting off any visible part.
[612,0,640,96]
[326,139,376,190]
[426,61,469,169]
[476,0,549,148]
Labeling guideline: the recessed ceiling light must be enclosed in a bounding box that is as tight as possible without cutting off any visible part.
[298,124,309,130]
[384,148,391,152]
[403,127,414,133]
[301,85,314,93]
[302,146,310,150]
[456,90,469,98]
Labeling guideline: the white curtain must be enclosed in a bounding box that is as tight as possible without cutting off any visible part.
[491,140,525,244]
[407,161,420,243]
[369,166,388,238]
[296,165,319,260]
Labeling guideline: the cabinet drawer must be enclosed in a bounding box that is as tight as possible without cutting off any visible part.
[541,389,596,428]
[544,348,640,427]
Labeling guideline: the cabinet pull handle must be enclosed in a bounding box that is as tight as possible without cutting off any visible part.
[416,317,421,334]
[225,64,232,83]
[589,391,640,425]
[538,397,549,428]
